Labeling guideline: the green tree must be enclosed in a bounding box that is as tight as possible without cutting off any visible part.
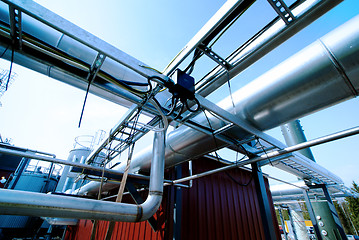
[334,201,353,234]
[345,181,359,235]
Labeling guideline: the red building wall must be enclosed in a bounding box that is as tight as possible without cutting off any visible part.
[65,157,280,240]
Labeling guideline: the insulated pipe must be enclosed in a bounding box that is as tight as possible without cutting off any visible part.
[77,15,359,195]
[196,0,343,96]
[137,15,359,170]
[281,120,316,161]
[0,0,342,108]
[81,15,359,194]
[0,127,166,222]
[0,1,171,108]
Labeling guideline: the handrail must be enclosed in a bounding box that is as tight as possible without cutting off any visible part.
[0,126,166,222]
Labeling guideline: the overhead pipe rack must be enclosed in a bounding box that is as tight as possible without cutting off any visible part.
[0,0,358,228]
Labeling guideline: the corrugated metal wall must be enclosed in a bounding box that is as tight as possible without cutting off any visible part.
[65,157,280,240]
[179,158,279,240]
[65,193,171,240]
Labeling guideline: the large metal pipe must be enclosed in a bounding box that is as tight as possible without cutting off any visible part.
[196,0,343,97]
[78,14,359,195]
[0,127,166,222]
[0,0,171,108]
[0,0,343,108]
[138,14,359,169]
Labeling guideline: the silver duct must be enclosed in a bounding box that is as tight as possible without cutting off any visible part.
[0,127,166,222]
[78,14,359,195]
[270,182,352,202]
[0,0,342,109]
[195,0,343,96]
[0,0,170,108]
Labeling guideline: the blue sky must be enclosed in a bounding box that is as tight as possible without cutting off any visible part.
[0,0,358,187]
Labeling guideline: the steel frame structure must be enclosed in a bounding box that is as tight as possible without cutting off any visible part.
[0,0,358,239]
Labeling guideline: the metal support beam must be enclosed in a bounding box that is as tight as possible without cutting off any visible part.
[162,0,253,75]
[197,95,285,148]
[173,165,183,240]
[126,181,157,231]
[7,157,29,189]
[287,207,298,240]
[3,0,166,79]
[309,184,348,240]
[251,162,278,240]
[278,207,289,240]
[266,0,295,25]
[303,189,323,240]
[9,5,22,49]
[0,146,152,182]
[195,0,342,97]
[320,185,348,239]
[197,44,232,70]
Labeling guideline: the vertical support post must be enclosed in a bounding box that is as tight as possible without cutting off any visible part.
[287,207,298,240]
[278,207,289,240]
[251,162,278,240]
[8,157,29,189]
[303,190,323,240]
[321,185,348,240]
[173,165,182,240]
[45,224,54,240]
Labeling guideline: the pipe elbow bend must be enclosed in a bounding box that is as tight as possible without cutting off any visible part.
[138,192,163,222]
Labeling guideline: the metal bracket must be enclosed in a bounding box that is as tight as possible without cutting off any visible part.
[302,189,323,240]
[88,52,106,82]
[267,0,295,25]
[197,44,232,70]
[9,5,22,49]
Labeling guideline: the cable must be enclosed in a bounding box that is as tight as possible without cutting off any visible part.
[5,46,14,91]
[174,102,185,120]
[226,71,236,114]
[164,97,178,117]
[202,108,252,186]
[127,98,168,132]
[184,50,203,75]
[139,64,162,74]
[185,97,200,113]
[78,77,92,128]
[0,45,9,59]
[256,137,273,166]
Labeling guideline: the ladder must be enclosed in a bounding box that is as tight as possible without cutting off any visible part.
[86,104,160,166]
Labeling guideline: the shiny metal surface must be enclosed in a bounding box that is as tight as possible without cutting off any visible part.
[126,15,359,171]
[0,0,171,108]
[43,217,78,226]
[196,0,343,97]
[162,0,249,75]
[0,129,166,221]
[76,16,359,196]
[225,14,359,130]
[281,120,316,161]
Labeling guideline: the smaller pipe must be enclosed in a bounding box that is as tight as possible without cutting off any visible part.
[188,161,193,188]
[173,126,359,184]
[0,147,152,182]
[0,143,56,158]
[267,176,308,191]
[42,217,78,226]
[0,127,166,222]
[0,146,184,186]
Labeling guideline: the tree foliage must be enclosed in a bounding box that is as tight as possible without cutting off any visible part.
[345,181,359,235]
[334,201,353,234]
